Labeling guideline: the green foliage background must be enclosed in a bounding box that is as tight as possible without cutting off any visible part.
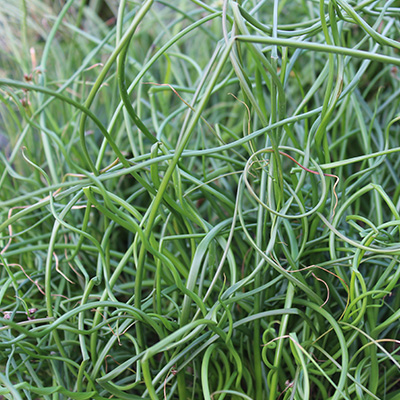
[0,1,399,399]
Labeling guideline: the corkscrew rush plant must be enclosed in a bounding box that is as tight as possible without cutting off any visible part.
[0,0,399,399]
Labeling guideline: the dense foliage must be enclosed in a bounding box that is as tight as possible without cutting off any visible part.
[0,1,399,399]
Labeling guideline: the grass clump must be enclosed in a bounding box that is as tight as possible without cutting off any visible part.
[0,1,399,399]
